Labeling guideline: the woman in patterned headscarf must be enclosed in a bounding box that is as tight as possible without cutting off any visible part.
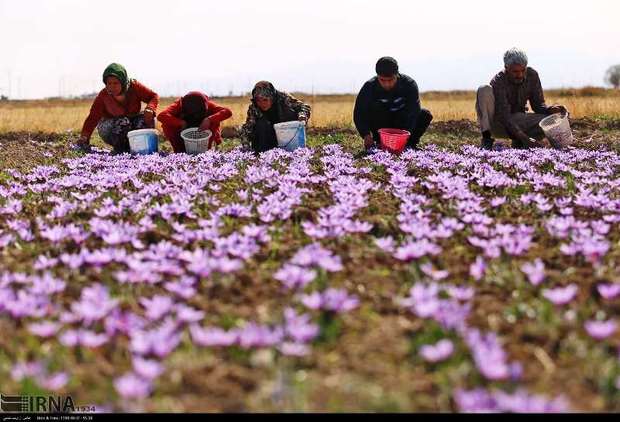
[239,81,311,153]
[77,63,159,153]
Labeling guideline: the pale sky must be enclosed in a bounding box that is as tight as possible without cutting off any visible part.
[1,0,619,99]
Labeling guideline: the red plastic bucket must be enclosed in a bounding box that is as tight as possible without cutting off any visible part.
[378,128,410,154]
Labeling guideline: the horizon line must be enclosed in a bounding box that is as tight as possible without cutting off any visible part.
[2,85,617,102]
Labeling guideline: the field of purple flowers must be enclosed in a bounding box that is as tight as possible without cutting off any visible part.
[1,125,620,412]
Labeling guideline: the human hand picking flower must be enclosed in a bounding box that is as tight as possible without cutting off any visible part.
[199,117,211,132]
[363,134,375,151]
[548,104,568,116]
[76,135,91,153]
[143,108,155,126]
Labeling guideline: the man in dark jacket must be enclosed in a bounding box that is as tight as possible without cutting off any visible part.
[354,57,433,152]
[476,48,568,150]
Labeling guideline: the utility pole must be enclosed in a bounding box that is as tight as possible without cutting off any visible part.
[58,76,66,98]
[311,82,315,129]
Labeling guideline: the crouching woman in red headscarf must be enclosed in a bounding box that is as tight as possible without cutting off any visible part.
[157,92,233,153]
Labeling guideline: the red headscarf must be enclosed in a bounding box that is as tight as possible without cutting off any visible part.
[180,91,210,128]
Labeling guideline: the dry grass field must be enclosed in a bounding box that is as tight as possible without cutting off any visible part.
[1,88,619,134]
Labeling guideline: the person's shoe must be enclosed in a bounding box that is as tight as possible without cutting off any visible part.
[480,136,495,150]
[112,145,129,155]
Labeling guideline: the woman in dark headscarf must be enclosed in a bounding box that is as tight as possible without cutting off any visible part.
[157,91,232,153]
[239,81,311,153]
[77,63,159,153]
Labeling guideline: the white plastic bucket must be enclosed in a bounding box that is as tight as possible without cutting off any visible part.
[273,121,306,152]
[127,129,159,155]
[181,128,212,155]
[539,113,573,149]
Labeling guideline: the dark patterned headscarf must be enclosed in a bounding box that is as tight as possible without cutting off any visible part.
[251,81,277,100]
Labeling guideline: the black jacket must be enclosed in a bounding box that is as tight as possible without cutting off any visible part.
[353,73,421,137]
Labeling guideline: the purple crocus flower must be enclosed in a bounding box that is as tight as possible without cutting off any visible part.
[283,308,320,343]
[39,372,69,391]
[104,310,146,337]
[0,233,15,247]
[11,361,69,391]
[420,339,454,363]
[400,283,440,319]
[464,329,520,381]
[435,299,471,332]
[542,285,578,306]
[5,290,52,318]
[584,320,617,340]
[242,224,272,244]
[274,265,317,290]
[11,361,45,381]
[129,319,182,358]
[320,288,359,313]
[139,295,175,321]
[469,256,486,281]
[290,243,343,272]
[59,329,109,348]
[33,255,59,270]
[175,304,205,323]
[236,189,249,201]
[114,373,152,399]
[447,285,475,301]
[394,239,442,261]
[597,283,620,300]
[31,272,66,295]
[300,292,322,310]
[70,284,118,325]
[490,197,507,207]
[28,321,61,338]
[132,357,164,380]
[494,389,570,413]
[521,259,546,286]
[0,198,23,215]
[59,252,85,269]
[454,388,497,412]
[210,256,244,274]
[40,225,66,243]
[237,323,284,349]
[189,325,238,347]
[420,262,450,281]
[163,280,197,300]
[455,388,569,413]
[217,203,253,218]
[374,236,396,253]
